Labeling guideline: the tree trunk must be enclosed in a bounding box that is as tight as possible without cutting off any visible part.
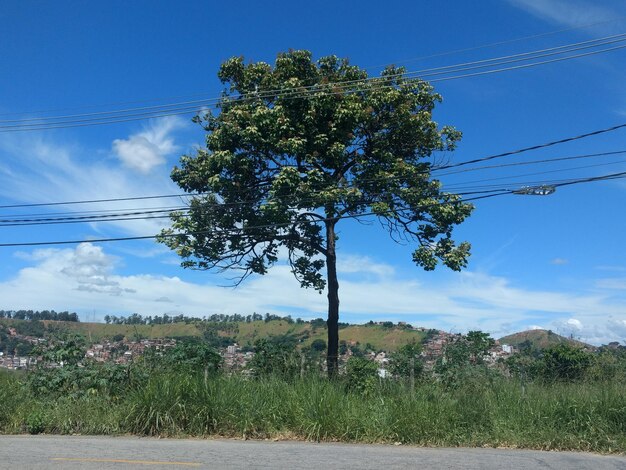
[326,221,339,378]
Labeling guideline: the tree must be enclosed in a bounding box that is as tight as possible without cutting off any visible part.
[390,342,423,380]
[466,330,495,364]
[159,50,473,376]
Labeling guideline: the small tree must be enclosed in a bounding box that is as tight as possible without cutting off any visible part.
[466,330,495,364]
[541,343,591,382]
[249,338,300,378]
[159,50,473,376]
[345,356,379,394]
[390,342,423,380]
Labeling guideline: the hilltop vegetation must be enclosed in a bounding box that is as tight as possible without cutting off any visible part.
[0,310,79,322]
[499,329,594,352]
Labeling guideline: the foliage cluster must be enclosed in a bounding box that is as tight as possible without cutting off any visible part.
[0,310,79,322]
[103,312,300,326]
[0,329,34,356]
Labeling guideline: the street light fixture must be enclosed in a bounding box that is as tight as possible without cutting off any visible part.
[512,185,556,196]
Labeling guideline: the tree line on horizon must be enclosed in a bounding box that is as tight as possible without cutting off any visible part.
[103,312,306,326]
[0,310,79,322]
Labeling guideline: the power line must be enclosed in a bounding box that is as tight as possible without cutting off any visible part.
[4,41,624,134]
[1,170,624,245]
[2,34,626,132]
[2,139,626,217]
[0,193,200,210]
[434,123,626,170]
[0,207,188,224]
[4,155,624,225]
[0,193,496,247]
[0,214,175,227]
[427,42,626,83]
[442,172,626,192]
[4,16,624,121]
[434,149,626,176]
[439,159,626,188]
[0,188,495,226]
[0,204,191,219]
[364,16,626,69]
[411,32,626,78]
[5,31,625,126]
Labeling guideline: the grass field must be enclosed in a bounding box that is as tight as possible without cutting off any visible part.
[1,368,625,453]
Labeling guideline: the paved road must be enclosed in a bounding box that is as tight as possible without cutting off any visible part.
[1,435,625,469]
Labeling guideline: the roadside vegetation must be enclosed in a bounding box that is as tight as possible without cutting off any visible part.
[1,333,626,453]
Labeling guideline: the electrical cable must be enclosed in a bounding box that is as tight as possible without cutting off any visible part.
[433,149,626,176]
[4,15,624,120]
[0,192,499,247]
[2,143,626,217]
[5,32,626,127]
[2,34,626,132]
[0,170,624,244]
[364,16,626,69]
[434,123,626,170]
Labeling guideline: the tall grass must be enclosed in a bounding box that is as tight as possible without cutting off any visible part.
[1,369,625,452]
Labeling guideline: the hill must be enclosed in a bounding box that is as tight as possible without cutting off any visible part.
[499,329,594,351]
[0,318,428,352]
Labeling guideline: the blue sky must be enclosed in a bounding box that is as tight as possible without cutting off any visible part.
[1,0,626,343]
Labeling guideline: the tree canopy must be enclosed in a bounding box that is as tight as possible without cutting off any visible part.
[159,50,474,375]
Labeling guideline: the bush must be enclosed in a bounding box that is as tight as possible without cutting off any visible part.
[25,410,47,435]
[152,340,222,375]
[249,338,300,379]
[26,362,140,399]
[389,343,423,381]
[540,344,592,382]
[310,339,326,352]
[345,357,379,394]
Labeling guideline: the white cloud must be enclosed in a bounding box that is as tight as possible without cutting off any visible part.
[0,127,185,237]
[551,258,568,265]
[554,317,583,335]
[112,116,186,173]
[596,277,626,290]
[546,316,626,345]
[507,0,615,27]
[1,243,625,344]
[25,243,133,296]
[595,265,626,272]
[338,254,395,278]
[607,318,626,337]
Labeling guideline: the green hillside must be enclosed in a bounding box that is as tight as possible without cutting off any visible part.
[499,329,593,351]
[1,318,427,352]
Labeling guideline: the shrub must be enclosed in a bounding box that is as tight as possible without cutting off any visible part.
[389,343,423,380]
[345,357,379,394]
[541,344,591,382]
[25,410,47,434]
[249,338,300,378]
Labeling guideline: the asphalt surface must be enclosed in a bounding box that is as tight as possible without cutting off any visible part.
[1,435,625,469]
